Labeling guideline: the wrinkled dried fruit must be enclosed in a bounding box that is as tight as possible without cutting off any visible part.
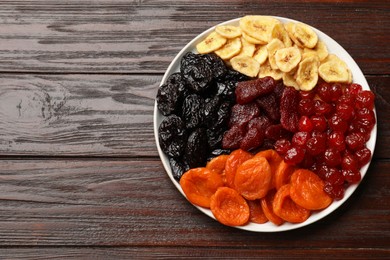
[280,86,300,132]
[185,128,209,168]
[159,115,187,158]
[235,76,276,104]
[181,52,213,93]
[229,102,260,127]
[182,94,205,129]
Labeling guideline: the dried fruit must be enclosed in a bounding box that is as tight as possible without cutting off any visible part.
[158,115,187,158]
[280,86,300,132]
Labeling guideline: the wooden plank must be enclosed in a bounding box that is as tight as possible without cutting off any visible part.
[0,73,160,157]
[0,0,388,74]
[0,158,387,247]
[0,74,388,158]
[0,247,388,259]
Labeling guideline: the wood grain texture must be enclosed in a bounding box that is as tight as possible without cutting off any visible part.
[0,0,388,74]
[0,247,389,259]
[0,74,160,157]
[0,158,387,247]
[0,74,388,158]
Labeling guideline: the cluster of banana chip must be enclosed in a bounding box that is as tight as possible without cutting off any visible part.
[196,15,352,91]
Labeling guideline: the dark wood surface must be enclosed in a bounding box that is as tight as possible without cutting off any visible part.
[0,1,389,258]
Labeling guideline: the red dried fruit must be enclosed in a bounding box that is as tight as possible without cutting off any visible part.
[345,132,365,151]
[248,115,272,133]
[240,127,264,151]
[265,124,292,141]
[229,103,260,127]
[280,87,300,132]
[310,115,327,132]
[327,131,346,151]
[355,90,375,110]
[354,146,372,167]
[323,148,342,167]
[274,139,292,156]
[342,169,361,184]
[341,153,359,172]
[346,83,362,97]
[328,114,348,133]
[256,93,280,122]
[284,146,305,165]
[298,99,315,116]
[222,124,246,150]
[298,116,314,132]
[292,131,309,148]
[235,76,276,104]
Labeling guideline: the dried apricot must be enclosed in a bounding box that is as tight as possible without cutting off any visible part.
[225,149,253,188]
[261,189,284,226]
[290,169,333,210]
[254,149,283,188]
[180,168,224,208]
[247,199,268,224]
[210,187,250,226]
[234,156,272,200]
[274,160,296,189]
[273,184,311,223]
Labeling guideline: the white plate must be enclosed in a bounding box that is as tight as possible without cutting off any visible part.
[153,16,377,232]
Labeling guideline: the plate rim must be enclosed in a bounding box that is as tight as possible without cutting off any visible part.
[153,16,377,232]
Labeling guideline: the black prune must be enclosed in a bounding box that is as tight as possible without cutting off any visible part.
[181,52,213,93]
[158,115,187,158]
[203,96,221,128]
[223,69,250,82]
[181,94,205,129]
[169,157,189,181]
[157,73,187,116]
[184,128,209,169]
[203,53,227,79]
[207,128,224,150]
[207,148,231,161]
[216,81,236,103]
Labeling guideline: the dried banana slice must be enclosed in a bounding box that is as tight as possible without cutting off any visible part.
[267,38,285,70]
[258,60,283,80]
[282,71,300,90]
[271,23,292,47]
[291,22,318,49]
[312,40,328,61]
[239,15,280,43]
[296,56,319,91]
[230,55,260,77]
[275,46,302,73]
[214,37,242,60]
[196,31,227,54]
[240,38,256,57]
[215,25,242,39]
[253,45,268,65]
[241,31,267,45]
[318,60,350,83]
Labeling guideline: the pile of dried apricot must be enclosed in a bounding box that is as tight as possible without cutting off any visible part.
[180,149,332,226]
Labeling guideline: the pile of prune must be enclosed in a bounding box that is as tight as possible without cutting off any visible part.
[157,52,249,180]
[222,76,300,152]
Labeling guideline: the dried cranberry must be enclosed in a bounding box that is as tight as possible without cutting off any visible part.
[355,90,375,110]
[298,116,314,132]
[336,103,354,121]
[310,115,327,132]
[329,114,348,133]
[298,99,315,116]
[284,146,305,165]
[317,82,333,102]
[342,169,361,184]
[323,148,342,167]
[345,132,366,151]
[324,182,345,200]
[354,147,372,167]
[346,83,362,97]
[299,89,316,100]
[314,99,332,117]
[274,139,292,156]
[325,167,344,185]
[306,133,327,156]
[292,131,310,148]
[341,153,359,172]
[327,131,346,151]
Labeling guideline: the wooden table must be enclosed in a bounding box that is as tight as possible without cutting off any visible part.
[0,1,389,258]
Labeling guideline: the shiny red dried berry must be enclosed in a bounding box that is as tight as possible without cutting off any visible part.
[284,146,305,165]
[355,90,375,110]
[280,87,300,132]
[354,147,372,167]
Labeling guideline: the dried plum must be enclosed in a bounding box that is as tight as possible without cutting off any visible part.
[184,128,209,168]
[158,115,187,158]
[156,72,188,116]
[223,69,250,82]
[235,76,276,104]
[182,94,205,129]
[207,128,224,150]
[181,52,213,93]
[207,149,231,161]
[215,81,236,103]
[203,53,227,79]
[169,157,189,181]
[203,96,222,128]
